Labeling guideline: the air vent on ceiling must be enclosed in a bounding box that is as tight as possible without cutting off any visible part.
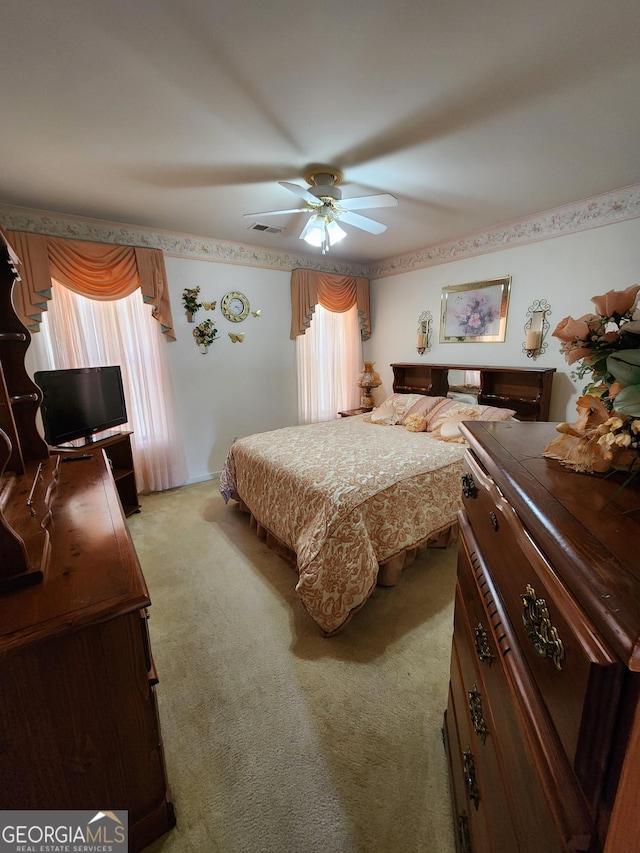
[248,222,285,234]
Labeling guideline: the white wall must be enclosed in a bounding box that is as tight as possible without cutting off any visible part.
[365,218,640,422]
[21,214,640,487]
[162,257,296,482]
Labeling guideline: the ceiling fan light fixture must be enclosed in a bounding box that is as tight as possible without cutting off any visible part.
[301,214,346,253]
[247,166,395,252]
[300,214,326,247]
[325,218,347,245]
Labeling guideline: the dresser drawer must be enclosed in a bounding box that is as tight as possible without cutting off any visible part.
[455,516,595,851]
[444,685,492,853]
[449,594,523,853]
[461,452,623,802]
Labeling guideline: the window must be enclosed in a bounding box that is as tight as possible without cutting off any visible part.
[30,279,186,492]
[296,303,362,423]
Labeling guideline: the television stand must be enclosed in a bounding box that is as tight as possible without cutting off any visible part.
[57,431,141,517]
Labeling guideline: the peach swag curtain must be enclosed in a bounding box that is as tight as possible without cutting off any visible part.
[290,268,371,340]
[5,230,175,341]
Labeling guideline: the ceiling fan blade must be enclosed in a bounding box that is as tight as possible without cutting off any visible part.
[338,210,388,235]
[244,207,308,218]
[339,193,398,211]
[278,181,320,205]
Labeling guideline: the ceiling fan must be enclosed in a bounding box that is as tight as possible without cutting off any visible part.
[244,166,398,254]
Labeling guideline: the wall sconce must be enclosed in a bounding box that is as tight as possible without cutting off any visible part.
[416,310,433,355]
[523,299,551,359]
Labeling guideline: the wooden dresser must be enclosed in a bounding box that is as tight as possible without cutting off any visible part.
[444,420,640,853]
[0,234,174,851]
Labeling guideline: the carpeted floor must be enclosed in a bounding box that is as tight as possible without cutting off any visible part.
[129,480,457,853]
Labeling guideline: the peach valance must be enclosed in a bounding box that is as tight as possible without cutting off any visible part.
[290,268,371,340]
[4,230,175,341]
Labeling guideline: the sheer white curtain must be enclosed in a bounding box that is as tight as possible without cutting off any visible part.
[296,303,362,424]
[30,279,187,493]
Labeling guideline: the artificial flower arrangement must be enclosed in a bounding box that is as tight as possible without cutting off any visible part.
[543,284,640,479]
[182,286,202,321]
[192,318,218,350]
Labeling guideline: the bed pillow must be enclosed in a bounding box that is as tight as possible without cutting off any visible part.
[404,413,428,432]
[433,413,477,443]
[446,390,479,405]
[366,393,447,426]
[423,398,465,428]
[373,392,402,410]
[369,404,397,425]
[427,400,517,438]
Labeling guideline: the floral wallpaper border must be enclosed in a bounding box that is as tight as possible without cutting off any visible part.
[369,183,640,279]
[0,205,368,278]
[1,181,639,280]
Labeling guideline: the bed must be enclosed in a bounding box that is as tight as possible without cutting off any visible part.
[220,363,554,635]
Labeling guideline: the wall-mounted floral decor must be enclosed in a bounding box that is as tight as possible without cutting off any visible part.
[193,318,218,353]
[182,287,202,322]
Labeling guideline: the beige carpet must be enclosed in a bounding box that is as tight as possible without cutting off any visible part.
[129,480,457,853]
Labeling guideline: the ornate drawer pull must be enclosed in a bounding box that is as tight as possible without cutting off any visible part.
[468,685,488,743]
[489,511,499,531]
[474,623,492,666]
[462,748,480,809]
[457,812,472,853]
[521,583,565,671]
[462,473,477,499]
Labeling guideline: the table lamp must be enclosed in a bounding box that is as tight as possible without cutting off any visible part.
[356,361,382,409]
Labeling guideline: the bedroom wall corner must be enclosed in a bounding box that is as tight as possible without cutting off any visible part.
[365,217,640,422]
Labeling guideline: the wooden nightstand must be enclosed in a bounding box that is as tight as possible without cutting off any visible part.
[338,407,372,417]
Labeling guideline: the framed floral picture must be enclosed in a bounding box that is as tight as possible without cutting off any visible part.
[440,277,511,343]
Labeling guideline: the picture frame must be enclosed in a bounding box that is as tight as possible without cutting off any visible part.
[440,276,511,343]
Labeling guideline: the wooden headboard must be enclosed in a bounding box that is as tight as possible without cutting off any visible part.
[390,363,556,421]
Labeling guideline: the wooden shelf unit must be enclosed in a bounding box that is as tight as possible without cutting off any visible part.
[56,431,141,516]
[0,233,51,593]
[391,362,451,398]
[391,363,556,421]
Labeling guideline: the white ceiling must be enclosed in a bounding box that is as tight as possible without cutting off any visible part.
[2,0,640,265]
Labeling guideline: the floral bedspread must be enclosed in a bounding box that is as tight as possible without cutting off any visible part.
[220,415,466,634]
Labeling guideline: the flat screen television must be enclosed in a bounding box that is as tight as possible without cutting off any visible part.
[34,365,128,446]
